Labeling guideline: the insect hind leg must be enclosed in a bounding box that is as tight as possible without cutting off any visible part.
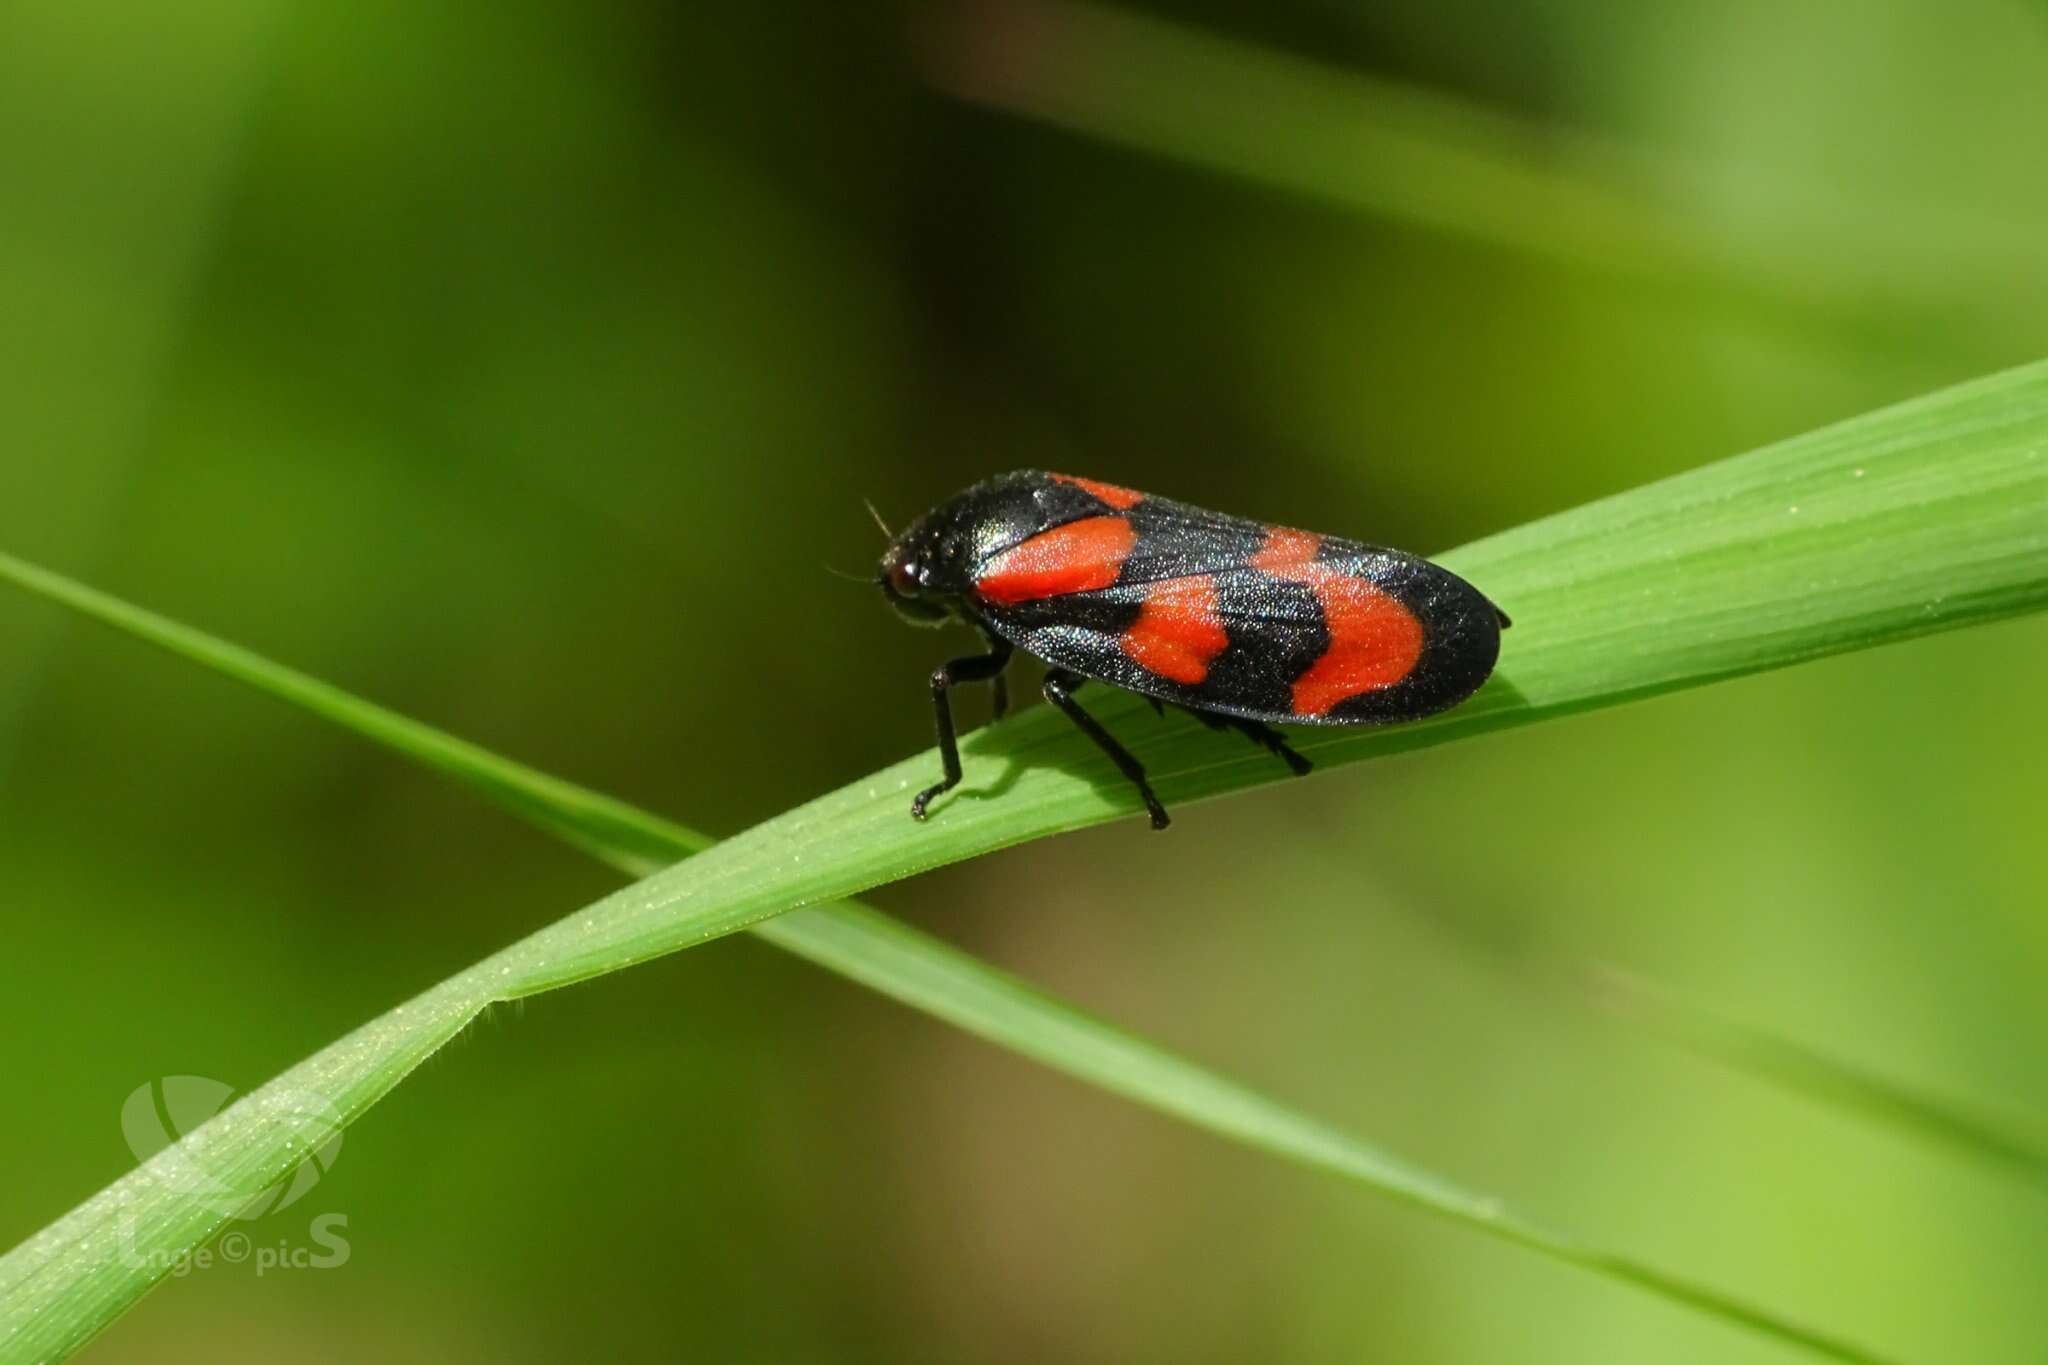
[1182,706,1313,777]
[1043,669,1170,829]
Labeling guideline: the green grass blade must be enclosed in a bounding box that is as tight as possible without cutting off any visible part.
[926,0,2031,329]
[1413,901,2048,1183]
[1587,967,2048,1178]
[0,560,1892,1365]
[751,908,1886,1365]
[928,0,1700,279]
[10,353,2048,1360]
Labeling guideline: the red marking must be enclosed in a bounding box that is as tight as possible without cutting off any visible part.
[1252,527,1423,716]
[1249,527,1322,575]
[1052,473,1144,510]
[1119,575,1229,684]
[975,516,1136,605]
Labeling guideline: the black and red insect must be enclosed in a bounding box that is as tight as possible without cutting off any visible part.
[877,471,1508,829]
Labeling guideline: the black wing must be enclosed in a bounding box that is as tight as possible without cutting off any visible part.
[975,503,1503,727]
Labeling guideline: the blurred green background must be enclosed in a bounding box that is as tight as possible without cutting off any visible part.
[4,0,2046,1360]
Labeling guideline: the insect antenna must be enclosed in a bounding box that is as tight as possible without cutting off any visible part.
[862,496,894,540]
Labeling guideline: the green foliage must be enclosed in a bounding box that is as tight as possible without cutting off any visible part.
[935,0,2037,342]
[1586,967,2048,1179]
[6,356,2047,1363]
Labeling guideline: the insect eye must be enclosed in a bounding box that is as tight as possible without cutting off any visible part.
[886,558,921,596]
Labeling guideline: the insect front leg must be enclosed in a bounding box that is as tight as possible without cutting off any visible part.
[1043,668,1171,830]
[910,637,1014,821]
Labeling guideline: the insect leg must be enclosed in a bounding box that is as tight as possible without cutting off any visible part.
[910,637,1014,820]
[1183,707,1313,777]
[1042,668,1170,829]
[1233,717,1313,777]
[981,627,1012,721]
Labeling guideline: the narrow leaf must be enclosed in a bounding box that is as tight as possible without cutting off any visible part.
[11,353,2048,1361]
[1588,967,2048,1178]
[926,0,2025,327]
[0,566,1892,1365]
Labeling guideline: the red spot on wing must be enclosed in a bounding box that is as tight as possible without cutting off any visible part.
[1249,527,1322,575]
[1291,589,1426,715]
[975,516,1137,605]
[1052,473,1144,510]
[1119,574,1229,684]
[1252,527,1423,716]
